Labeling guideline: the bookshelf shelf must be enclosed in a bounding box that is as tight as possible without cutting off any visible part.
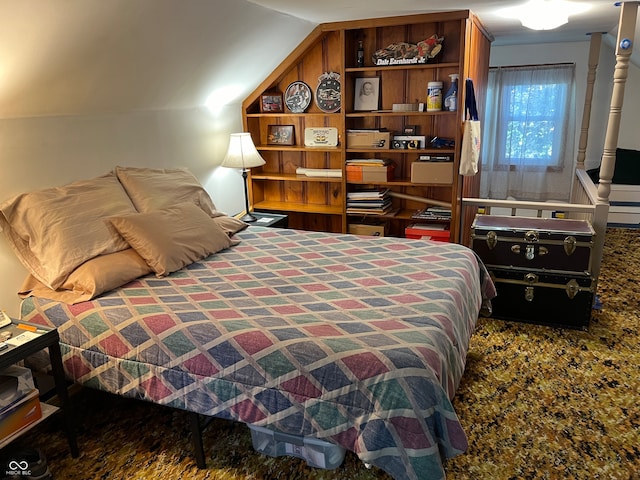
[256,145,341,153]
[252,173,343,183]
[253,200,342,215]
[345,111,458,118]
[344,61,460,73]
[347,178,452,187]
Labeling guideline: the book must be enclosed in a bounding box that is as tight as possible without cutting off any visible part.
[346,205,393,215]
[347,188,390,199]
[347,199,392,209]
[411,206,452,221]
[295,168,342,178]
[346,158,392,166]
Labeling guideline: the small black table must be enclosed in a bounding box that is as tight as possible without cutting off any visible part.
[243,211,289,228]
[0,319,79,457]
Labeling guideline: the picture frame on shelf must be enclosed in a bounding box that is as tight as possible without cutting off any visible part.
[260,93,284,113]
[354,77,380,111]
[267,125,295,145]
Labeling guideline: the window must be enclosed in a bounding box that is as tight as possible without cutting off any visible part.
[500,80,570,169]
[481,64,576,201]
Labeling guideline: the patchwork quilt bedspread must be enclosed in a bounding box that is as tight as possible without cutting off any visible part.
[21,226,495,480]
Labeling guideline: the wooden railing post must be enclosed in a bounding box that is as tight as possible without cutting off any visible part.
[575,32,602,172]
[592,1,637,290]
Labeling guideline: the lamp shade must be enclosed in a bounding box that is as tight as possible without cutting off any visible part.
[221,133,266,169]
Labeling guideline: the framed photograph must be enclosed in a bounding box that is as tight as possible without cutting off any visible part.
[260,93,284,113]
[267,125,295,145]
[404,125,418,135]
[354,77,380,111]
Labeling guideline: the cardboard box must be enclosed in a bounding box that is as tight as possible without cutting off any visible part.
[346,131,391,149]
[411,161,453,184]
[405,224,450,242]
[346,164,395,182]
[348,223,386,237]
[0,388,42,442]
[1,366,35,410]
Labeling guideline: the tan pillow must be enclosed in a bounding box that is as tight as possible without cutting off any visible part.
[212,215,248,236]
[19,249,152,304]
[0,173,136,289]
[115,166,219,216]
[109,202,234,276]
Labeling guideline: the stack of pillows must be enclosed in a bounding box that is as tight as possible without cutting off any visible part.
[0,166,248,304]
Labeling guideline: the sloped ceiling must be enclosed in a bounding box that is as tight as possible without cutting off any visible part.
[248,0,627,45]
[249,0,640,64]
[0,0,314,119]
[1,0,637,120]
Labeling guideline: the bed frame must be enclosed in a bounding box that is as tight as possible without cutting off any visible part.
[463,1,638,292]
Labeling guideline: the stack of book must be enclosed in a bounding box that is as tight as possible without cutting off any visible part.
[347,188,393,215]
[345,158,395,182]
[1,365,43,445]
[411,206,452,221]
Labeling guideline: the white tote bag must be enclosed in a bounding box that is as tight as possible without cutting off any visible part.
[459,78,481,176]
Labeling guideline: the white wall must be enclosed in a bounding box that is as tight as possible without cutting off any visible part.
[0,1,314,316]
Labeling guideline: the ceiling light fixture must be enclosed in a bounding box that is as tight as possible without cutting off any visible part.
[498,0,591,31]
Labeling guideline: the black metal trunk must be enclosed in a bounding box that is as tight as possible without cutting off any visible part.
[472,215,595,329]
[488,266,593,329]
[471,215,594,273]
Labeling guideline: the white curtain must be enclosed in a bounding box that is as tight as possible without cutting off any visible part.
[480,64,576,202]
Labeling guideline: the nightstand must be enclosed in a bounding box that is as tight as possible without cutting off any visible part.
[0,319,79,457]
[242,211,289,228]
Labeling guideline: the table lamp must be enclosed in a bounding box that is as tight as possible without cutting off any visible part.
[221,133,266,222]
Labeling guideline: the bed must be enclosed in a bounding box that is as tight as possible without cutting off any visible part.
[587,147,640,228]
[0,166,495,480]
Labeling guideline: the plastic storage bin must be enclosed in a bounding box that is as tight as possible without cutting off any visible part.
[248,425,346,470]
[405,223,450,242]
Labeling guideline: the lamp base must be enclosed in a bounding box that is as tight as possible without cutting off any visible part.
[240,212,258,222]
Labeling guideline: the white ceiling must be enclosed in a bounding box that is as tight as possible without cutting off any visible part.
[247,0,631,46]
[0,0,636,120]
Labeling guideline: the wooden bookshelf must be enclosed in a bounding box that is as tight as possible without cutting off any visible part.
[242,11,492,242]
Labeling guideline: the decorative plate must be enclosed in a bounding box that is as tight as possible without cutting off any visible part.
[315,72,341,113]
[284,81,312,113]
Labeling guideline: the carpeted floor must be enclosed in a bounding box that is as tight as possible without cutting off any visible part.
[5,228,640,479]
